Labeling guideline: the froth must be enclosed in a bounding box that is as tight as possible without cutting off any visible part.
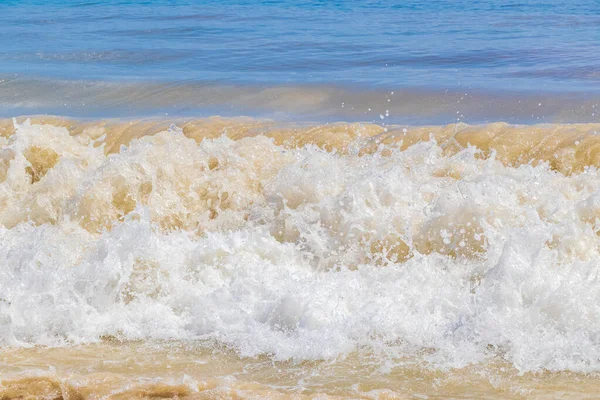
[2,118,600,373]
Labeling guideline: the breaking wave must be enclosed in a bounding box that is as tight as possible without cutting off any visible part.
[2,116,600,377]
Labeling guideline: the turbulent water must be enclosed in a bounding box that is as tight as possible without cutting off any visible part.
[1,0,599,397]
[2,117,600,397]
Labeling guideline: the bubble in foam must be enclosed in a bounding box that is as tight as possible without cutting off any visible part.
[1,119,600,373]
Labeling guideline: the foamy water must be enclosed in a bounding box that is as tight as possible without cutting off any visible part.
[2,117,600,397]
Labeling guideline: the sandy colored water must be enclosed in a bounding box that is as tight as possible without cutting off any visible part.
[2,343,600,399]
[1,116,600,173]
[2,117,600,398]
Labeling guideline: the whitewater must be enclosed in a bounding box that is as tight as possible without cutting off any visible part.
[2,116,600,398]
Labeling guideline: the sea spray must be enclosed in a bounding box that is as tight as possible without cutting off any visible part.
[2,119,600,377]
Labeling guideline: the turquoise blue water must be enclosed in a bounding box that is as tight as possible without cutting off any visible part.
[0,0,599,121]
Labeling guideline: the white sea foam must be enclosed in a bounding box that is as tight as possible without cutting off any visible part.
[2,119,600,373]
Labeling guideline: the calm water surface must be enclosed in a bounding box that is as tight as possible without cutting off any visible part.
[0,0,599,91]
[0,0,599,121]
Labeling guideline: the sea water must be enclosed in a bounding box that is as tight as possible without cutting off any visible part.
[1,1,600,399]
[0,117,599,397]
[0,0,599,122]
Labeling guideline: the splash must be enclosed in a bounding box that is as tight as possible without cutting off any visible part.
[2,117,600,396]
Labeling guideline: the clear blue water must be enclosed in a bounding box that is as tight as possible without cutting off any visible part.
[1,0,599,91]
[0,1,599,122]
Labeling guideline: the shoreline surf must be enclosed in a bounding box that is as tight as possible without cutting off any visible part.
[2,117,600,398]
[3,0,600,398]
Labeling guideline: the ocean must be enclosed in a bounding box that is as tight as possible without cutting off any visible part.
[0,0,599,123]
[1,1,600,399]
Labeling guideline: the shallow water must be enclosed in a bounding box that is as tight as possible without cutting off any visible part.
[4,343,600,399]
[2,118,600,397]
[1,78,599,124]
